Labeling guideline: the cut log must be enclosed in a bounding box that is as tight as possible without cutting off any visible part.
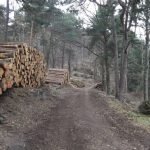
[0,67,4,77]
[0,42,46,95]
[0,87,2,95]
[46,68,69,85]
[0,52,14,59]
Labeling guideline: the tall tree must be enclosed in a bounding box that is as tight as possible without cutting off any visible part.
[88,5,113,94]
[0,5,6,41]
[108,0,119,98]
[117,0,140,100]
[5,0,10,42]
[143,0,150,102]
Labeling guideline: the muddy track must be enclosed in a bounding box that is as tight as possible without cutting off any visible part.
[0,87,150,150]
[25,87,150,150]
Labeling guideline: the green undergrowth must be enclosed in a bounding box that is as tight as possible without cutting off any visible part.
[108,99,150,132]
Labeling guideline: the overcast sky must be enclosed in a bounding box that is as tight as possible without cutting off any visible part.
[0,0,21,19]
[0,0,20,9]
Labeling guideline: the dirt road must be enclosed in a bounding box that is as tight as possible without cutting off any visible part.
[24,87,149,150]
[1,87,150,150]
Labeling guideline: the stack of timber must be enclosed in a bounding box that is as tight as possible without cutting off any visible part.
[0,43,46,95]
[46,68,69,85]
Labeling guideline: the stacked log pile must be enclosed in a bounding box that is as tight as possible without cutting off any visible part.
[46,69,69,85]
[0,43,46,95]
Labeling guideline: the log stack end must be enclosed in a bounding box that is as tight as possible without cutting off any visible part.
[0,42,46,95]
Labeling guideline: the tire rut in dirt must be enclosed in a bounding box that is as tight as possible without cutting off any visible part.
[24,92,89,150]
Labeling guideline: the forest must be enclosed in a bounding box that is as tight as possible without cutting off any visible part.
[0,0,150,149]
[0,0,150,112]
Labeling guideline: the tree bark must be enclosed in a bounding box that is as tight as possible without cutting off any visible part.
[61,42,65,69]
[111,8,119,98]
[144,0,150,102]
[68,50,71,74]
[117,0,132,100]
[104,44,110,94]
[5,0,9,42]
[51,45,56,68]
[118,7,129,100]
[94,58,97,80]
[30,20,34,46]
[119,39,128,100]
[100,58,105,91]
[45,32,52,68]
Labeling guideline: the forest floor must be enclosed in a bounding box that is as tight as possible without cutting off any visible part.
[0,80,150,149]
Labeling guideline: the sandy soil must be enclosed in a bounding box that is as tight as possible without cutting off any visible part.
[0,86,150,150]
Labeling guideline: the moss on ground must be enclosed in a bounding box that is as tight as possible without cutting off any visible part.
[108,99,150,132]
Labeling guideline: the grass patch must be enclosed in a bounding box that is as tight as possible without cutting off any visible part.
[108,99,150,132]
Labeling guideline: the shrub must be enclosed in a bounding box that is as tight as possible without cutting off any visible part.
[139,101,150,115]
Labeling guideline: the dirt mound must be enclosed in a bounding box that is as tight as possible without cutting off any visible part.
[0,85,60,150]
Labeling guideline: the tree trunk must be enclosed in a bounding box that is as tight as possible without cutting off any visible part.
[144,0,150,102]
[94,58,97,80]
[5,0,9,42]
[61,42,65,69]
[117,0,130,100]
[119,39,128,100]
[111,8,119,98]
[45,32,52,68]
[51,46,55,68]
[30,20,34,46]
[68,51,71,74]
[101,63,106,91]
[104,44,110,95]
[100,58,105,91]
